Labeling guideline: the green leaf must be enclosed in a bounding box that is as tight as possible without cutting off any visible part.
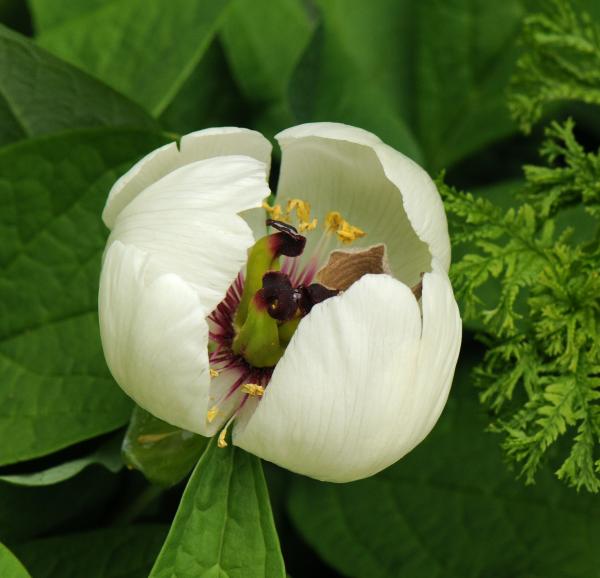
[32,0,231,115]
[288,349,600,578]
[291,0,525,171]
[13,525,168,578]
[0,468,119,541]
[122,405,209,488]
[0,435,122,486]
[0,24,156,147]
[222,0,313,103]
[150,439,285,578]
[0,543,31,578]
[159,40,247,135]
[0,127,170,466]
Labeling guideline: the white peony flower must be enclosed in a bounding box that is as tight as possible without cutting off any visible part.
[98,123,462,483]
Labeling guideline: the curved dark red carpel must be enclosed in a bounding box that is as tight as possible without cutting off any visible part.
[266,219,306,257]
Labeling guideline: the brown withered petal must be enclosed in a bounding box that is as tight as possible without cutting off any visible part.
[316,244,390,291]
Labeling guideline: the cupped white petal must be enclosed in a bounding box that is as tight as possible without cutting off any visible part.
[103,127,272,228]
[275,122,450,287]
[108,155,270,314]
[234,274,427,482]
[409,260,463,448]
[99,241,212,435]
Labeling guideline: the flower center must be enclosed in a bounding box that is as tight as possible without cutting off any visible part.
[205,200,369,445]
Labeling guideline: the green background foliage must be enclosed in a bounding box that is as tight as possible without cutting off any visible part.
[0,0,598,576]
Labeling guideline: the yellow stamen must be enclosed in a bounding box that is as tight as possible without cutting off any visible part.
[207,406,219,423]
[217,428,228,448]
[209,368,219,378]
[241,383,265,397]
[287,199,318,232]
[325,211,366,244]
[337,221,366,244]
[262,201,287,222]
[298,218,318,233]
[325,211,344,231]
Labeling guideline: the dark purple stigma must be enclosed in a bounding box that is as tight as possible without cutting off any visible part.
[262,271,298,321]
[296,283,340,315]
[261,271,339,322]
[266,219,306,257]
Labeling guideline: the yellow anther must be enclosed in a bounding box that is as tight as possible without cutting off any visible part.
[217,414,236,448]
[207,406,219,423]
[241,383,265,397]
[287,199,318,232]
[262,201,287,222]
[217,428,228,448]
[325,211,366,244]
[325,211,344,231]
[287,199,311,222]
[209,368,219,378]
[298,218,318,233]
[337,222,366,244]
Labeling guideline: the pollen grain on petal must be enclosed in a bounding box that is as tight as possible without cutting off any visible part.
[209,368,220,378]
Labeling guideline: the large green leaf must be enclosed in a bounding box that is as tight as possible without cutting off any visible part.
[0,435,122,486]
[0,25,156,147]
[159,40,248,135]
[288,346,600,578]
[32,0,231,115]
[150,439,285,578]
[0,468,119,542]
[0,543,31,578]
[222,0,313,103]
[220,0,314,138]
[0,128,170,466]
[122,406,209,488]
[291,0,525,171]
[13,525,168,578]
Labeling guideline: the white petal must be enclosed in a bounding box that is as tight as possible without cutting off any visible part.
[234,274,428,482]
[275,122,450,287]
[409,260,463,448]
[99,241,211,435]
[108,155,270,314]
[103,127,272,228]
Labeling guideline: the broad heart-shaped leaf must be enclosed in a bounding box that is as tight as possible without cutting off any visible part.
[0,435,122,486]
[150,439,286,578]
[0,543,31,578]
[0,25,156,148]
[32,0,231,115]
[0,128,170,466]
[13,525,168,578]
[287,346,600,578]
[123,405,209,488]
[290,0,525,172]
